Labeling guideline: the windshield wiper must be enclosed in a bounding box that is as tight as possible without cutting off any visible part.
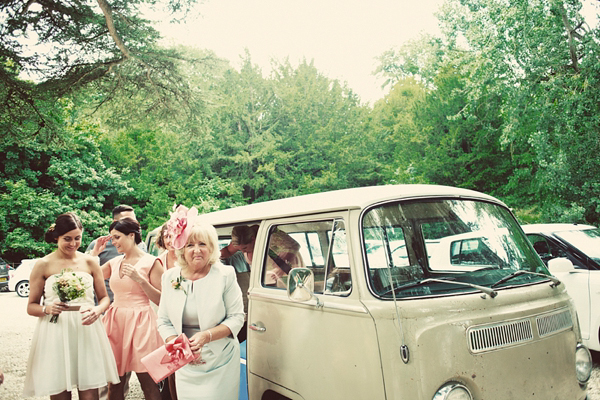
[491,270,561,288]
[384,278,497,298]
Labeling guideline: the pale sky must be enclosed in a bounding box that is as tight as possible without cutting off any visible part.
[150,0,600,105]
[150,0,445,105]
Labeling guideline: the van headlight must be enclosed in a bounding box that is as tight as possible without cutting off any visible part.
[432,382,472,400]
[575,343,592,384]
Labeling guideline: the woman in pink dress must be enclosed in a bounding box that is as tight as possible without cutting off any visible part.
[156,223,177,271]
[99,217,164,400]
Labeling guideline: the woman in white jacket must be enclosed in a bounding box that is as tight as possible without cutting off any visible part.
[157,206,244,400]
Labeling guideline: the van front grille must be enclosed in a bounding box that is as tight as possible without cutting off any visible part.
[467,307,573,354]
[468,319,533,353]
[536,309,573,337]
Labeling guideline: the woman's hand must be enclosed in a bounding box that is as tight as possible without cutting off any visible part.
[91,235,112,257]
[47,301,68,317]
[80,306,101,326]
[189,331,211,354]
[188,331,211,365]
[121,263,144,283]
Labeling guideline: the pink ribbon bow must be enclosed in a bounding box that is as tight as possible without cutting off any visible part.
[161,335,193,364]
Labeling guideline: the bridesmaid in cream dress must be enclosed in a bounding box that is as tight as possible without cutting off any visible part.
[23,213,119,400]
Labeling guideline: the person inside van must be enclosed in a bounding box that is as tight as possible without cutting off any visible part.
[221,225,305,286]
[220,238,250,343]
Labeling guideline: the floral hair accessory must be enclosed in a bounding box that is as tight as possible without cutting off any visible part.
[167,205,199,250]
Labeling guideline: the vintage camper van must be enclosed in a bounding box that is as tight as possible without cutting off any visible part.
[196,184,591,400]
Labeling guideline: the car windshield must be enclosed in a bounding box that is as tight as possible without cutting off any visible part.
[554,228,600,264]
[362,199,548,299]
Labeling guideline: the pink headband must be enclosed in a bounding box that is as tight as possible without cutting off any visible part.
[167,205,200,250]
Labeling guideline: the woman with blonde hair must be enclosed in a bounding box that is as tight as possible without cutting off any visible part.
[157,206,244,400]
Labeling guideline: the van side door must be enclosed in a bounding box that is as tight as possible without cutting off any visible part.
[247,215,384,400]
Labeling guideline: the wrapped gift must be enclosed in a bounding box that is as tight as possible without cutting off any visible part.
[141,333,197,383]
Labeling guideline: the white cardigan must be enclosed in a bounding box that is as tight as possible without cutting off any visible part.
[157,262,245,356]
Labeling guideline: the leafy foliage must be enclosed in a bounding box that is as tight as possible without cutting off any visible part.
[2,0,600,265]
[0,0,205,144]
[374,0,600,224]
[0,123,131,261]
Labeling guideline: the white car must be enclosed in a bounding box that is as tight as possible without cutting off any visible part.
[8,259,37,298]
[522,223,600,351]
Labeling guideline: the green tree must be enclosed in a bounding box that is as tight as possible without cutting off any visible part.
[369,77,428,184]
[0,0,210,145]
[97,125,245,230]
[376,0,600,223]
[437,0,600,223]
[0,121,132,262]
[206,56,376,202]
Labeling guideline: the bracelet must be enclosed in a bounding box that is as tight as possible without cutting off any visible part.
[207,329,213,343]
[42,305,48,315]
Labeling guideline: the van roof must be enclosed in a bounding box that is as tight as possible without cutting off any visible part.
[197,184,502,226]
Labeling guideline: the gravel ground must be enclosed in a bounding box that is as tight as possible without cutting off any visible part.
[0,291,144,400]
[1,290,599,399]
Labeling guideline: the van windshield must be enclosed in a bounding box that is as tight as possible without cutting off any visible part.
[362,199,548,298]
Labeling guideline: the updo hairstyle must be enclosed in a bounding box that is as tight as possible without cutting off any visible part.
[109,217,142,244]
[44,212,83,243]
[231,225,259,246]
[175,223,220,268]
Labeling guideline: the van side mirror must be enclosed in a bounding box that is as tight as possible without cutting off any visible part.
[287,268,323,307]
[547,257,575,273]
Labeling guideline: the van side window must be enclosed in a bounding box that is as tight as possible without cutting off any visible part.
[262,220,352,296]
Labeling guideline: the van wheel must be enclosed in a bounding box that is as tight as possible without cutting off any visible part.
[16,281,30,298]
[262,390,291,400]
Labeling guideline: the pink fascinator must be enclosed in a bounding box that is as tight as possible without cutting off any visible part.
[167,205,200,250]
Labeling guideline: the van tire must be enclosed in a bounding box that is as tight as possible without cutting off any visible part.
[16,281,29,298]
[261,390,291,400]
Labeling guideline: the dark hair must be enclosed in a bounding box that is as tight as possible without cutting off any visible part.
[231,225,259,245]
[112,205,134,218]
[44,213,83,243]
[109,217,142,244]
[156,223,169,249]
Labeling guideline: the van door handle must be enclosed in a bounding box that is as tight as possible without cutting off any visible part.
[249,323,266,332]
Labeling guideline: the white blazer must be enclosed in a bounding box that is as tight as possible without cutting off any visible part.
[157,262,245,356]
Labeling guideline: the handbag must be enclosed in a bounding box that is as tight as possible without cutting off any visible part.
[141,333,197,383]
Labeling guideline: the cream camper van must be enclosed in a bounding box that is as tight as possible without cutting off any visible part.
[197,185,591,400]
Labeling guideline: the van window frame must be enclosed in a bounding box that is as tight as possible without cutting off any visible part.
[258,216,353,297]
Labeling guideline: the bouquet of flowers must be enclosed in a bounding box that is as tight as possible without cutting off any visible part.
[50,269,88,323]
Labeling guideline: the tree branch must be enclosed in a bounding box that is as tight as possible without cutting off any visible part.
[96,0,131,59]
[555,1,579,72]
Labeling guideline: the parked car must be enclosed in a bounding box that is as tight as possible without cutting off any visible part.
[0,257,10,291]
[523,223,600,351]
[8,259,38,298]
